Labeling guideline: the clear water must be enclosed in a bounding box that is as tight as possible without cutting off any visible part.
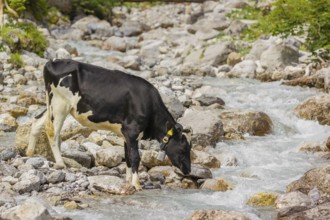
[52,78,329,220]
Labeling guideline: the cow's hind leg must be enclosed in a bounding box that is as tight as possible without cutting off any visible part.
[46,95,71,169]
[27,109,47,157]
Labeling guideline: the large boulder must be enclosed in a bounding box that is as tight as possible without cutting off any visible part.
[178,109,224,147]
[227,60,257,78]
[103,36,127,52]
[88,175,135,195]
[189,210,251,220]
[141,150,172,168]
[72,16,113,39]
[286,165,330,194]
[275,191,312,209]
[120,20,150,37]
[294,95,330,125]
[191,149,220,168]
[200,178,231,192]
[247,192,279,207]
[95,146,124,168]
[219,109,273,136]
[260,43,299,72]
[0,198,51,220]
[184,42,235,67]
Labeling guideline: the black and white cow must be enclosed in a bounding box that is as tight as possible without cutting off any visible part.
[27,59,192,190]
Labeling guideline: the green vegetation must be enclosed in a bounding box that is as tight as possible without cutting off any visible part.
[0,22,48,57]
[229,0,330,56]
[8,0,48,21]
[9,52,24,68]
[72,0,121,21]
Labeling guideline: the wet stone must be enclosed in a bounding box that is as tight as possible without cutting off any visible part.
[47,170,66,184]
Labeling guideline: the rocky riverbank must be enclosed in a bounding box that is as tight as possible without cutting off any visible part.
[0,0,329,219]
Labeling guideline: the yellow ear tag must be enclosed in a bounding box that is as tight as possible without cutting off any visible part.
[167,129,173,136]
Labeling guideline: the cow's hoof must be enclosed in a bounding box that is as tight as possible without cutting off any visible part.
[53,163,66,169]
[26,149,34,157]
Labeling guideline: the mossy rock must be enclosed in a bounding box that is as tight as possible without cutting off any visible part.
[246,192,279,206]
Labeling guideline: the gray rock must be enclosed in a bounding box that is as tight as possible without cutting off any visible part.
[189,210,250,220]
[0,163,18,176]
[225,20,248,36]
[246,39,274,60]
[194,95,225,107]
[141,150,172,169]
[103,36,127,52]
[260,43,299,71]
[228,60,257,78]
[219,109,273,136]
[0,113,17,132]
[276,191,312,209]
[47,170,65,184]
[13,170,42,193]
[189,164,213,179]
[0,190,16,207]
[88,175,135,195]
[185,42,235,67]
[55,48,71,59]
[0,149,17,161]
[121,20,150,37]
[95,147,123,168]
[64,172,76,183]
[26,157,45,169]
[191,149,221,169]
[160,94,185,119]
[62,149,92,168]
[0,198,51,220]
[178,109,224,147]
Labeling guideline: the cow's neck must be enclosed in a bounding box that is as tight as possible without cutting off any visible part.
[153,110,176,143]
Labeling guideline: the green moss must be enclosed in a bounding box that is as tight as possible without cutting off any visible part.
[9,53,24,68]
[0,22,48,57]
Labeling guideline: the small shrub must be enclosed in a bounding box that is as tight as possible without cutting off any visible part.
[9,53,24,68]
[8,0,48,21]
[0,22,48,57]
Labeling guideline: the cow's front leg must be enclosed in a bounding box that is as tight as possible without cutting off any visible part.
[123,127,142,190]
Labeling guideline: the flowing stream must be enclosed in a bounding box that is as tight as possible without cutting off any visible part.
[52,64,329,219]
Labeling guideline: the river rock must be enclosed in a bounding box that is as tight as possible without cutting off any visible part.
[0,163,18,176]
[188,13,229,34]
[184,42,235,67]
[247,192,279,206]
[141,150,172,168]
[13,170,42,193]
[194,95,225,107]
[225,20,248,36]
[191,150,220,168]
[160,93,185,119]
[177,64,217,77]
[47,170,65,184]
[190,164,212,179]
[0,190,16,207]
[88,175,135,195]
[189,210,251,220]
[226,52,241,66]
[200,178,231,192]
[246,39,273,60]
[219,109,273,136]
[298,142,325,153]
[286,165,330,194]
[275,191,312,209]
[294,95,330,125]
[95,146,124,168]
[15,123,54,161]
[260,43,299,72]
[62,149,93,168]
[103,36,127,52]
[148,166,180,183]
[55,48,71,59]
[0,113,17,132]
[277,202,330,220]
[1,104,28,118]
[227,60,257,78]
[178,109,224,147]
[120,20,150,37]
[25,157,45,169]
[61,115,93,141]
[0,198,51,220]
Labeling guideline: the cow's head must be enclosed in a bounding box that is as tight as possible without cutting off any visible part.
[160,123,192,175]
